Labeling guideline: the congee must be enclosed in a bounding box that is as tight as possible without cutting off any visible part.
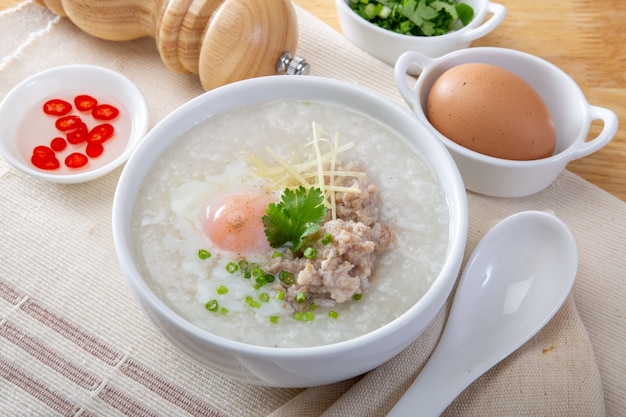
[131,100,449,348]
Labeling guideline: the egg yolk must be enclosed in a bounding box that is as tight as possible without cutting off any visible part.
[203,191,273,254]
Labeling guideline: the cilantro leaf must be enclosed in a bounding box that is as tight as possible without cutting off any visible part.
[262,186,327,252]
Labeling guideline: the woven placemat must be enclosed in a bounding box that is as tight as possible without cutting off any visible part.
[1,2,624,416]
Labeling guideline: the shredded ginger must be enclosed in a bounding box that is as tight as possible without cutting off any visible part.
[246,122,363,220]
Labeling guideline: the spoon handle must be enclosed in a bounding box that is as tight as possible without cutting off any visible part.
[387,344,480,417]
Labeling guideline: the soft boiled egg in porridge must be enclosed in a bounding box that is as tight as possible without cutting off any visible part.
[132,100,449,348]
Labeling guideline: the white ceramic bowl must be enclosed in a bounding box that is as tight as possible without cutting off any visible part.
[395,47,619,197]
[335,0,506,66]
[0,65,149,183]
[112,75,468,388]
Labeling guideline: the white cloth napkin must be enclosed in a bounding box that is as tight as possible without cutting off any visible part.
[1,1,624,416]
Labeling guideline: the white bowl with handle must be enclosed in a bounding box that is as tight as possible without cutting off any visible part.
[395,47,619,197]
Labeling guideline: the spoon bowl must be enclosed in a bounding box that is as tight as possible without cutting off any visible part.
[388,210,578,416]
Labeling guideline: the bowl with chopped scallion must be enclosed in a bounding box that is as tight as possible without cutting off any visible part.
[336,0,506,66]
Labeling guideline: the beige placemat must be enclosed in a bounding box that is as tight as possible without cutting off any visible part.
[0,1,624,416]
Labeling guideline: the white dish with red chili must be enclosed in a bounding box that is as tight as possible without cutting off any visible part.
[0,65,148,183]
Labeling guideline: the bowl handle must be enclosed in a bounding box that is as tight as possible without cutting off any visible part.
[394,51,433,108]
[459,2,507,42]
[570,105,619,160]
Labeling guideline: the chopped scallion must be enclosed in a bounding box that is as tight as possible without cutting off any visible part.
[296,292,307,303]
[329,310,339,319]
[270,316,279,324]
[278,270,295,285]
[303,247,317,259]
[259,293,270,302]
[198,249,211,260]
[226,262,238,273]
[252,266,265,278]
[216,285,228,295]
[321,233,333,245]
[205,299,218,311]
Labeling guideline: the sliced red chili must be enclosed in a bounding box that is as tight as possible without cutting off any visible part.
[43,99,72,116]
[50,137,67,152]
[32,155,60,170]
[55,115,83,131]
[87,123,115,144]
[85,142,104,158]
[92,104,119,121]
[32,145,56,162]
[66,122,88,144]
[74,94,98,112]
[65,152,88,169]
[31,145,60,170]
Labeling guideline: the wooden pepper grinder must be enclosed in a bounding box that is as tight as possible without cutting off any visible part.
[37,0,309,90]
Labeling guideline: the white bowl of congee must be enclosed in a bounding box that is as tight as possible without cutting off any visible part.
[112,75,468,387]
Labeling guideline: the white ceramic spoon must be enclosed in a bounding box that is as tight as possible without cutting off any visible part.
[388,210,578,417]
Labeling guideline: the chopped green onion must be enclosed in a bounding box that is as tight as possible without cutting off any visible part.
[239,260,252,278]
[205,299,218,311]
[216,285,228,295]
[329,310,339,319]
[219,307,229,315]
[259,293,270,302]
[278,270,295,285]
[293,312,304,321]
[303,247,317,259]
[295,292,307,303]
[264,273,275,283]
[321,233,333,245]
[271,251,283,258]
[352,293,362,301]
[305,311,314,321]
[252,266,265,278]
[269,316,279,324]
[198,249,211,260]
[275,290,285,301]
[310,303,318,311]
[226,262,238,273]
[245,296,261,308]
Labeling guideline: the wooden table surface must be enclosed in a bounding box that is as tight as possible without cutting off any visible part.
[2,0,624,201]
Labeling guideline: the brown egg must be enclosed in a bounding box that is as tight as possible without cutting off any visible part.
[427,63,556,160]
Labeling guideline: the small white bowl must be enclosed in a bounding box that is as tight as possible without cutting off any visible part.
[335,0,506,66]
[112,75,468,387]
[395,47,619,197]
[0,65,149,183]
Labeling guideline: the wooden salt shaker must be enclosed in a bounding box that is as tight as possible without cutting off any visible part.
[37,0,309,90]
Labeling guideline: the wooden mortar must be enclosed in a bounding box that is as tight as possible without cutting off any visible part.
[37,0,308,90]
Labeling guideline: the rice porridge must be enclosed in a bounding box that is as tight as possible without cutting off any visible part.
[131,100,449,348]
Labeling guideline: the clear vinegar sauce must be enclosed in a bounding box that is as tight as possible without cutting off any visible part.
[19,90,132,174]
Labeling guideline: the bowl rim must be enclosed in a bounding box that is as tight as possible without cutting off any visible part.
[113,75,468,358]
[335,0,491,41]
[0,64,149,183]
